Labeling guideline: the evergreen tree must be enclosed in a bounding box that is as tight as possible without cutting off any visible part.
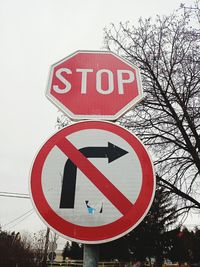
[62,241,83,260]
[193,227,200,263]
[127,185,177,266]
[99,185,178,264]
[62,241,71,261]
[99,236,131,261]
[168,227,200,264]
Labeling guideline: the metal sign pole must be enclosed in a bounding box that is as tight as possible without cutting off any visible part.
[42,227,50,267]
[83,244,99,267]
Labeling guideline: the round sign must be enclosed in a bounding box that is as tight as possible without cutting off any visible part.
[30,121,155,244]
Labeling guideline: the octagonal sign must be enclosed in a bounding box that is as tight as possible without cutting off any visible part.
[46,51,143,121]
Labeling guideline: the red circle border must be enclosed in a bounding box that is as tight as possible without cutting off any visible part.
[30,121,155,244]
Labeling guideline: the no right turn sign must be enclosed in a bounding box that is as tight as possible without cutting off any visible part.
[30,121,155,244]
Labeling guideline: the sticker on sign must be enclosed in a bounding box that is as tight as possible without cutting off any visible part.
[30,121,155,244]
[46,50,143,121]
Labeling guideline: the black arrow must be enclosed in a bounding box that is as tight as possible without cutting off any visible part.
[59,142,128,209]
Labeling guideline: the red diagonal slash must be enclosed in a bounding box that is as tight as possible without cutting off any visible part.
[57,137,133,215]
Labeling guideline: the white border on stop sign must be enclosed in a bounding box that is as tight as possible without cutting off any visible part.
[45,50,144,121]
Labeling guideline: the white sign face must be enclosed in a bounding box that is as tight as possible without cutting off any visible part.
[30,121,155,244]
[42,129,142,227]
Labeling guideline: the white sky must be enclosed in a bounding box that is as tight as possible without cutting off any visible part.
[0,0,196,249]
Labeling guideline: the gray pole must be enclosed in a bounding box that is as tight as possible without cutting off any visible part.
[83,244,99,267]
[42,227,50,267]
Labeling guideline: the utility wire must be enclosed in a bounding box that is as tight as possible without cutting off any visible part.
[6,211,35,231]
[0,194,30,199]
[0,192,33,230]
[0,191,30,199]
[2,209,34,231]
[6,211,35,230]
[0,191,29,196]
[2,209,34,228]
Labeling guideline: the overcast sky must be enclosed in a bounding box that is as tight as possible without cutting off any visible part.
[0,0,196,248]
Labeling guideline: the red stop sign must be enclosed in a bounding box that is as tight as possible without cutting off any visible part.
[46,51,143,120]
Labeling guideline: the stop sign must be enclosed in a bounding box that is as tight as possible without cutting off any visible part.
[46,50,143,120]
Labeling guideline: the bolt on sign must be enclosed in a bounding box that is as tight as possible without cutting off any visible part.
[46,50,143,121]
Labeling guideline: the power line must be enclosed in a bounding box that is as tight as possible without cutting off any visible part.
[0,194,30,199]
[6,211,35,231]
[0,192,33,230]
[0,192,38,232]
[0,191,29,196]
[2,209,35,231]
[0,191,30,199]
[2,209,34,228]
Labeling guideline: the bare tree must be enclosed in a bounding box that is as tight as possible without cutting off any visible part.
[104,2,200,219]
[31,229,47,266]
[0,230,35,267]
